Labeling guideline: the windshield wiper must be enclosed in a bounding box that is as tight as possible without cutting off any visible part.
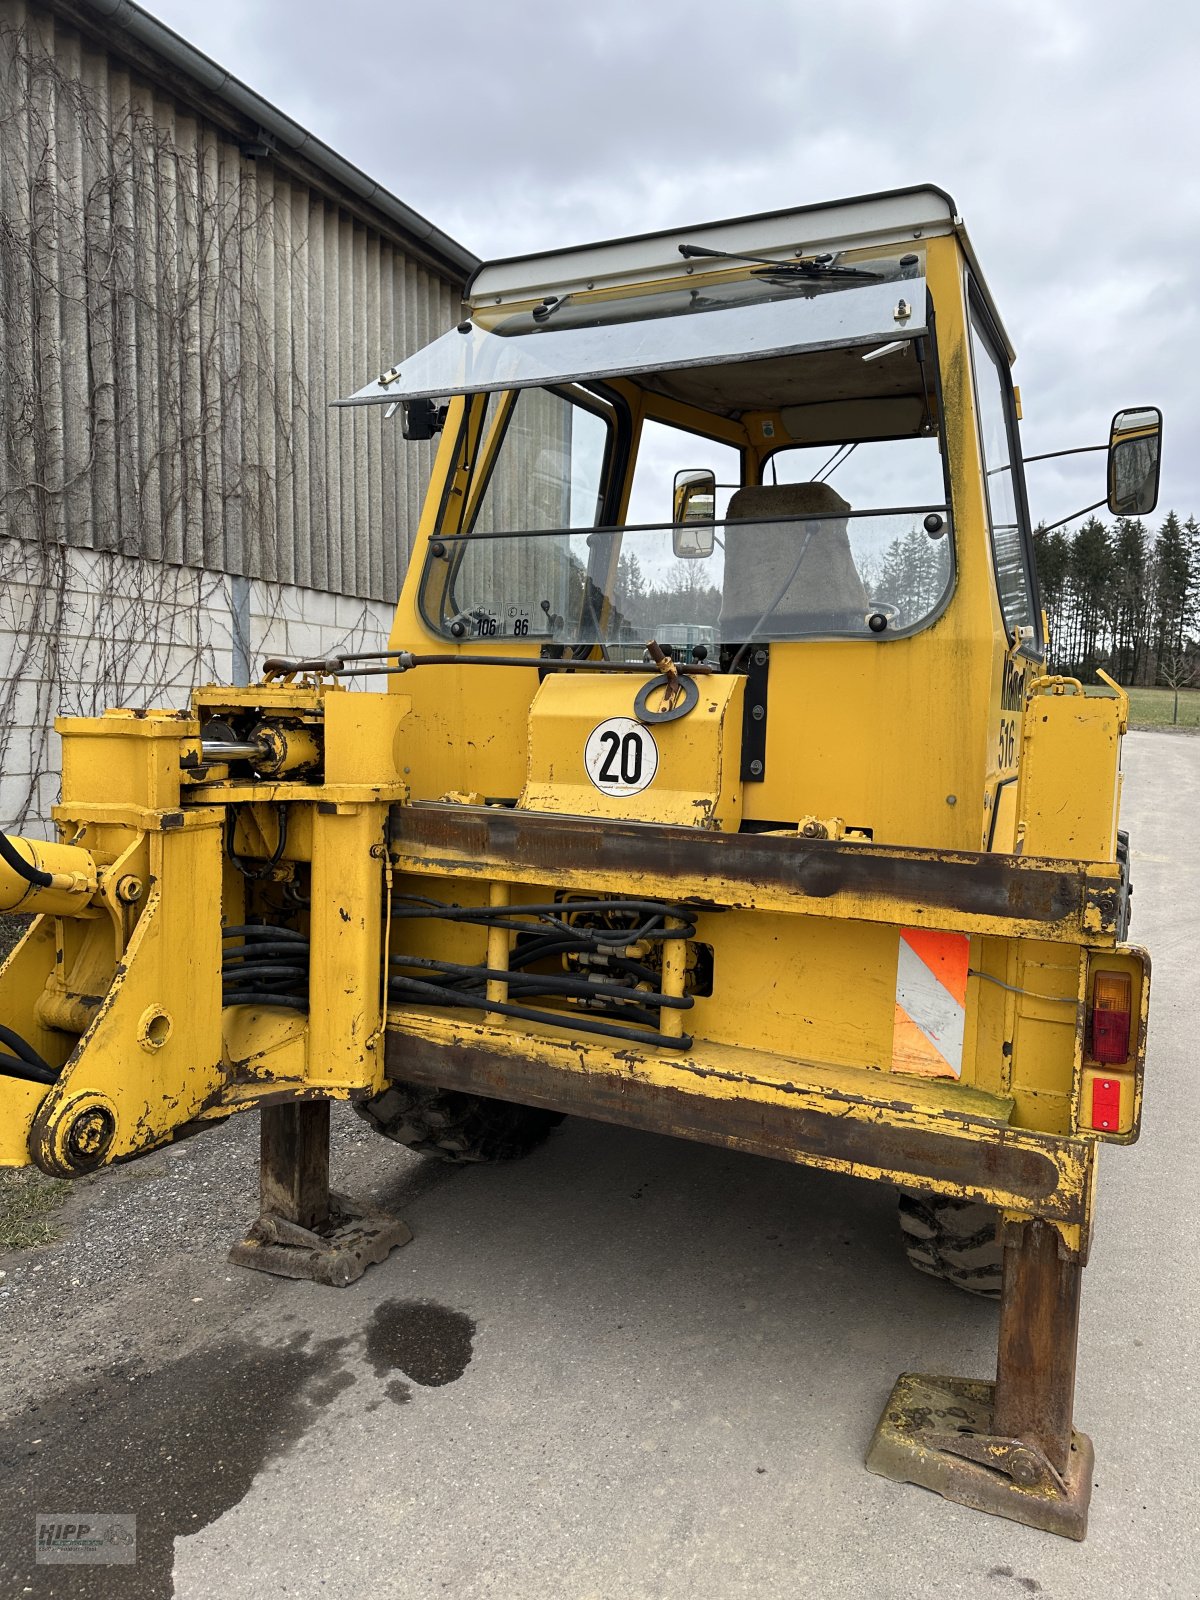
[678,243,880,282]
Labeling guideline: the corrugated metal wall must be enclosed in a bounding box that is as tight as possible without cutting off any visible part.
[0,0,461,602]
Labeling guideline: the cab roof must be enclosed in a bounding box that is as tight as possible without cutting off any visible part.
[336,184,1013,417]
[466,184,1013,362]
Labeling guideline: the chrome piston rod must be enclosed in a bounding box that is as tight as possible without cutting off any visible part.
[200,739,270,762]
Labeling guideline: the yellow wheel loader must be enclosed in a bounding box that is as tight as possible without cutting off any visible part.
[0,185,1161,1538]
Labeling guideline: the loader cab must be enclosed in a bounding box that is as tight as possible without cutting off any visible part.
[341,187,1049,851]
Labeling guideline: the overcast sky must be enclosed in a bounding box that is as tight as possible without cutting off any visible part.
[140,0,1199,527]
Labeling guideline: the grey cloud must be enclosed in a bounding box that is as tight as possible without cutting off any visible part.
[139,0,1200,516]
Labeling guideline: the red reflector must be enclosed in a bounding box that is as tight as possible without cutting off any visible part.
[1091,1077,1122,1131]
[1091,971,1131,1064]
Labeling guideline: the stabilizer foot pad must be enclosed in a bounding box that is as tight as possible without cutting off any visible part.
[866,1373,1093,1540]
[229,1189,412,1287]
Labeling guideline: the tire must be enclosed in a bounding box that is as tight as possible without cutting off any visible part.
[898,1189,1004,1298]
[356,1080,564,1164]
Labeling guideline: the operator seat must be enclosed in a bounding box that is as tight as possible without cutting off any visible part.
[718,481,868,639]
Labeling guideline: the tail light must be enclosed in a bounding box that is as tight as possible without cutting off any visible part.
[1090,971,1131,1064]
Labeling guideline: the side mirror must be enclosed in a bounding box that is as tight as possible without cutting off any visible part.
[1107,407,1162,517]
[672,469,716,558]
[401,398,448,440]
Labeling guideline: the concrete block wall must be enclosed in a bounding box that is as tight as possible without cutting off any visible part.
[0,539,393,837]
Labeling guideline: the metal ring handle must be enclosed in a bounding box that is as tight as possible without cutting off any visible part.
[634,671,699,725]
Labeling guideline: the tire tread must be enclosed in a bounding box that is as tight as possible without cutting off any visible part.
[357,1081,564,1164]
[898,1190,1003,1298]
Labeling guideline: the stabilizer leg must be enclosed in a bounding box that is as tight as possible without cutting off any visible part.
[229,1101,412,1287]
[867,1217,1093,1539]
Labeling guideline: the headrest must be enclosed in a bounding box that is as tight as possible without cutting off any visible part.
[725,482,851,522]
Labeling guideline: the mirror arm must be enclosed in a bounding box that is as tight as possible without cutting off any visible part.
[1037,497,1108,535]
[1020,443,1107,466]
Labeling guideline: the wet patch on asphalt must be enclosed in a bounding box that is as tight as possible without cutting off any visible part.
[364,1298,476,1387]
[0,1330,349,1599]
[0,1299,476,1599]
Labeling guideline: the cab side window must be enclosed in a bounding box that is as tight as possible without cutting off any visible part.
[968,298,1041,645]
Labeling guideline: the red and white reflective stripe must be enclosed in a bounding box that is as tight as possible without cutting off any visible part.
[892,928,970,1078]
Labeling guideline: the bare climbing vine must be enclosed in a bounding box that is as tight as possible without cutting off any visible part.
[0,19,386,829]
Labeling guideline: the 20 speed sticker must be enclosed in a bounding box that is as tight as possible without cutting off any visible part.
[584,718,658,796]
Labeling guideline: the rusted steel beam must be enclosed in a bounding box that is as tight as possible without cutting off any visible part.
[230,1100,412,1285]
[994,1218,1084,1478]
[867,1214,1092,1536]
[383,1027,1089,1224]
[389,804,1119,941]
[259,1101,330,1229]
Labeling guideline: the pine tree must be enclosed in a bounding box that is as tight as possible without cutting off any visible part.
[1032,525,1072,667]
[1149,512,1191,680]
[1029,510,1198,684]
[1066,519,1113,677]
[868,527,945,626]
[1108,518,1149,683]
[614,552,647,614]
[1184,517,1200,638]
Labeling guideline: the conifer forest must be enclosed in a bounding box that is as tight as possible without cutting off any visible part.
[1032,512,1199,689]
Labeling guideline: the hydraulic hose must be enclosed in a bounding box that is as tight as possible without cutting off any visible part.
[221,992,309,1012]
[221,922,310,1013]
[388,954,693,1009]
[386,972,693,1051]
[222,925,310,943]
[0,1051,56,1085]
[221,943,311,962]
[0,1022,54,1076]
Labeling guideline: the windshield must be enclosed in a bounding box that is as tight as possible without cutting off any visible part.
[416,317,953,648]
[420,506,953,648]
[340,255,926,405]
[419,512,953,643]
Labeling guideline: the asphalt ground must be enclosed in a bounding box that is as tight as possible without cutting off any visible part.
[0,728,1197,1599]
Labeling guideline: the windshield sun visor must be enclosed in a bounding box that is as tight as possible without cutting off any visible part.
[337,272,928,406]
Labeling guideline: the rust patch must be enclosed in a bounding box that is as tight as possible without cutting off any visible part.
[384,1030,1081,1221]
[391,806,1095,930]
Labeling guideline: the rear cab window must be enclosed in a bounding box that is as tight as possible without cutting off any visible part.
[967,293,1044,655]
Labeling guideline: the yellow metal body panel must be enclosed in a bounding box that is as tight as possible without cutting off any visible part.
[520,672,744,829]
[323,689,413,788]
[28,823,224,1173]
[58,707,192,811]
[1017,681,1123,860]
[306,802,389,1089]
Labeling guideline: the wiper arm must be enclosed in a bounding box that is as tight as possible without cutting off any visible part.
[678,243,880,282]
[680,243,803,268]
